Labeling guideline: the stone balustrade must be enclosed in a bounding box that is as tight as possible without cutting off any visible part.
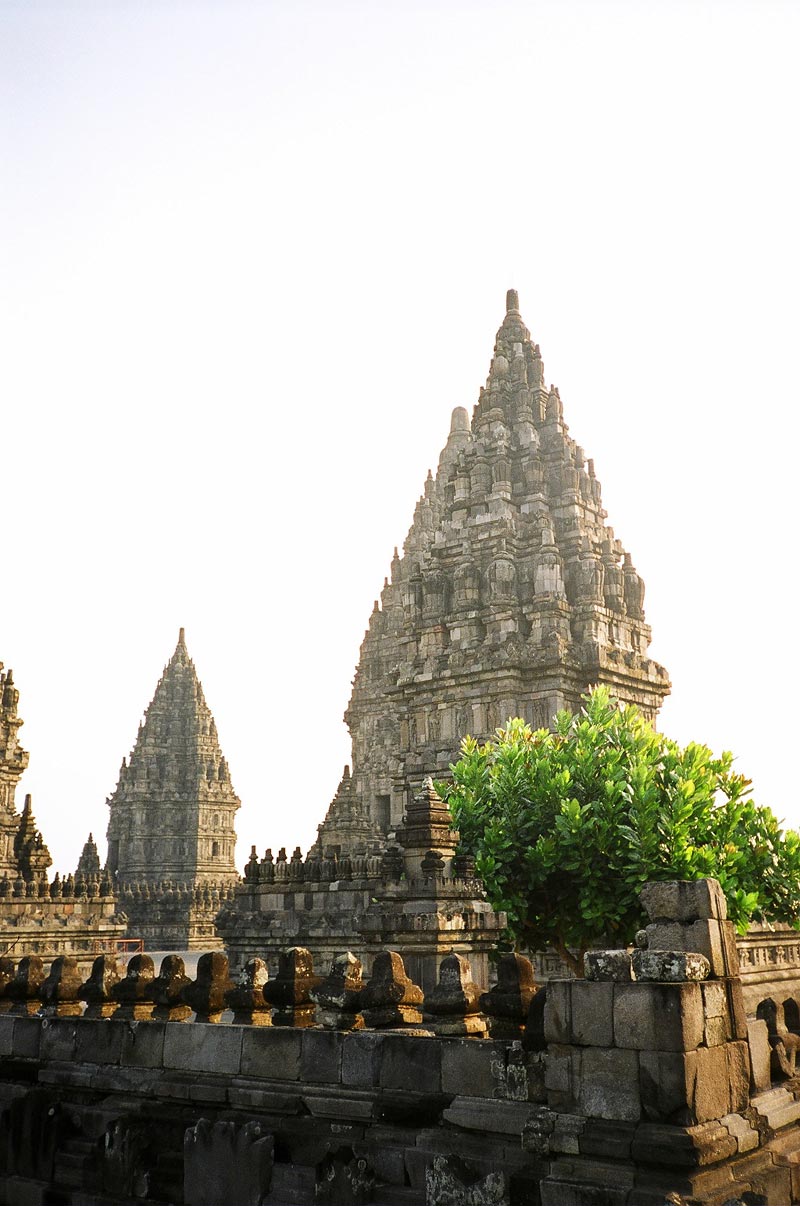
[3,881,800,1204]
[0,945,539,1040]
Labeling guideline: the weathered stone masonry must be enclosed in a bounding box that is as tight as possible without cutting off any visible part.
[314,289,671,858]
[5,881,800,1204]
[105,630,239,950]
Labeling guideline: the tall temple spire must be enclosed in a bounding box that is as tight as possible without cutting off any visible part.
[0,664,28,817]
[1,661,33,879]
[314,289,670,857]
[106,629,240,889]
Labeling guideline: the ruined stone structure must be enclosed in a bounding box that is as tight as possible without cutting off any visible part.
[219,777,504,992]
[105,630,238,949]
[315,290,670,857]
[5,880,800,1205]
[0,658,127,962]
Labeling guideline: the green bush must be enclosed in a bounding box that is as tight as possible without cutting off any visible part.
[444,686,800,975]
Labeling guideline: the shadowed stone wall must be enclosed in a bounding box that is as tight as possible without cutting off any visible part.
[5,882,800,1205]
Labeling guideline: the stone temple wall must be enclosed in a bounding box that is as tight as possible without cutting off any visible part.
[0,875,127,967]
[218,779,505,994]
[4,880,800,1204]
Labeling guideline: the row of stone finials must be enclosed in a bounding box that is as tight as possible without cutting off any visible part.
[0,947,540,1040]
[243,846,477,884]
[0,874,237,906]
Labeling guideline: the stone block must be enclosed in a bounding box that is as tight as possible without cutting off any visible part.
[227,1080,302,1114]
[570,982,613,1048]
[631,950,709,982]
[631,1120,735,1167]
[728,978,749,1040]
[39,1017,78,1062]
[441,1097,538,1135]
[0,1019,15,1058]
[726,1040,750,1114]
[404,1147,432,1193]
[550,1113,586,1154]
[521,1108,556,1156]
[644,921,684,951]
[746,1018,772,1093]
[691,1044,731,1123]
[426,1155,507,1206]
[640,879,727,923]
[540,1181,628,1206]
[703,1015,728,1048]
[543,980,571,1044]
[0,1016,40,1059]
[583,951,632,982]
[379,1034,441,1094]
[545,1046,581,1109]
[614,983,703,1052]
[341,1032,384,1088]
[578,1047,641,1122]
[187,1081,228,1105]
[356,1139,407,1187]
[300,1029,342,1084]
[268,1162,316,1205]
[700,980,726,1018]
[751,1086,800,1131]
[492,1043,544,1103]
[685,1120,739,1165]
[720,1111,758,1154]
[701,982,731,1046]
[688,919,733,978]
[544,1044,575,1094]
[120,1020,166,1069]
[440,1038,506,1098]
[241,1026,301,1081]
[578,1118,637,1160]
[303,1091,375,1121]
[163,1023,242,1075]
[359,1148,407,1186]
[637,1041,743,1123]
[75,1018,124,1065]
[648,918,740,979]
[639,1050,694,1123]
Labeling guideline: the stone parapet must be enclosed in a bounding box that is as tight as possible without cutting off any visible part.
[0,1001,799,1203]
[0,1011,547,1206]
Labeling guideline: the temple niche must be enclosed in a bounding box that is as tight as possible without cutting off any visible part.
[314,290,670,856]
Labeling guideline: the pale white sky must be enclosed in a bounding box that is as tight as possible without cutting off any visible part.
[1,0,798,876]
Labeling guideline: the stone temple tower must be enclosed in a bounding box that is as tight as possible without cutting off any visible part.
[314,290,670,856]
[1,666,28,876]
[106,630,239,948]
[1,663,52,882]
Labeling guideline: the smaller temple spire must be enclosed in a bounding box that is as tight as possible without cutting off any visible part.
[76,832,101,881]
[13,794,52,882]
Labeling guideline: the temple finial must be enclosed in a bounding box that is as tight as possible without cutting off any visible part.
[506,288,519,313]
[450,406,469,435]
